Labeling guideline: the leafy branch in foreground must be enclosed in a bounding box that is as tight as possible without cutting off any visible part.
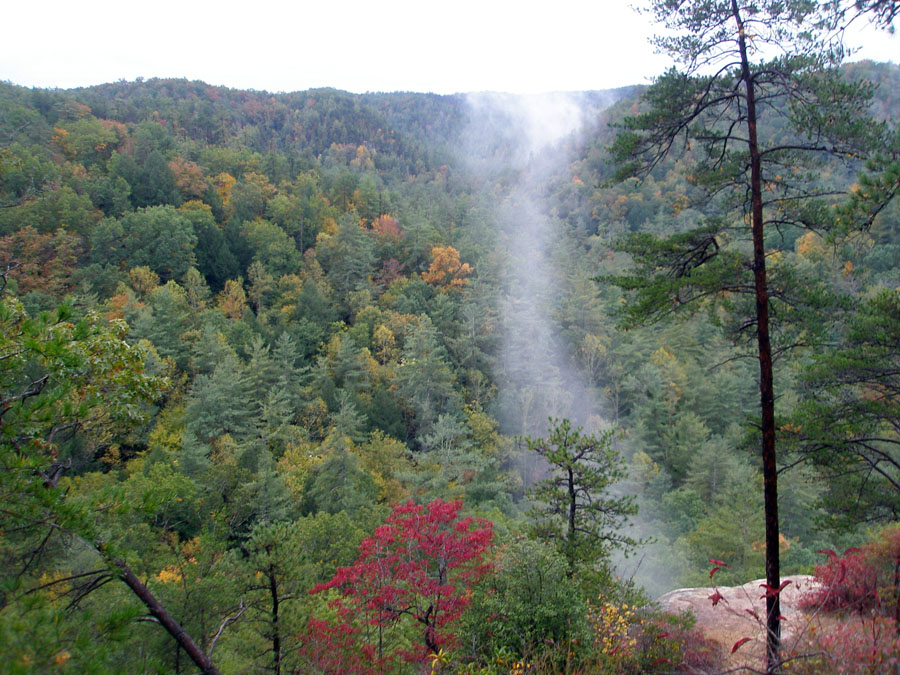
[0,283,221,673]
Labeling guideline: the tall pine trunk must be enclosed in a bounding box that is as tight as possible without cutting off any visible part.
[733,1,781,670]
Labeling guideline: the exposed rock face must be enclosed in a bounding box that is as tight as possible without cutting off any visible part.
[657,575,817,670]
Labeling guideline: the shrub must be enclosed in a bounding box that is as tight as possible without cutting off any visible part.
[789,524,900,673]
[800,524,900,620]
[787,616,900,674]
[459,538,591,668]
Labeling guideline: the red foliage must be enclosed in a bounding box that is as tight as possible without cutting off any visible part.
[375,257,405,288]
[795,616,900,674]
[299,618,385,675]
[801,547,881,614]
[794,526,900,672]
[303,499,492,669]
[759,579,793,599]
[731,636,752,653]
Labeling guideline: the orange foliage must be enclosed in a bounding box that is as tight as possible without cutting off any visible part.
[0,226,81,296]
[370,214,403,240]
[169,157,207,200]
[59,101,92,121]
[422,246,473,290]
[106,292,137,321]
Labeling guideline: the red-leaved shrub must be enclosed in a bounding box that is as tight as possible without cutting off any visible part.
[800,547,879,614]
[789,525,900,674]
[801,524,900,620]
[789,616,900,674]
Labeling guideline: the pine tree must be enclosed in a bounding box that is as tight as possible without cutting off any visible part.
[607,3,882,667]
[527,419,638,588]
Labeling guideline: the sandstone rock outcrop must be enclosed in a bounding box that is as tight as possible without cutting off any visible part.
[657,575,817,670]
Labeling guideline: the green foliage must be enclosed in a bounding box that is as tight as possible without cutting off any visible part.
[461,538,591,665]
[301,444,378,516]
[527,419,639,586]
[90,205,197,281]
[0,288,168,670]
[790,288,900,524]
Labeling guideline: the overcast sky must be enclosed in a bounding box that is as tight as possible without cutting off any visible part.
[3,0,897,95]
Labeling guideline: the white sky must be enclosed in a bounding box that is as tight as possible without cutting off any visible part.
[3,0,897,95]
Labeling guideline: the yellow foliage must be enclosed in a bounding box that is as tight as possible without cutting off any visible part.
[650,345,676,365]
[51,127,72,157]
[372,323,397,364]
[465,406,503,459]
[242,171,277,200]
[213,172,236,207]
[795,231,826,260]
[277,441,323,500]
[181,537,202,561]
[355,431,411,503]
[216,277,249,320]
[155,565,182,584]
[752,532,791,553]
[631,451,661,487]
[590,600,640,659]
[128,266,161,300]
[210,434,240,466]
[350,144,375,170]
[100,444,122,466]
[651,346,686,408]
[320,217,338,236]
[422,246,473,290]
[179,199,213,216]
[37,571,74,602]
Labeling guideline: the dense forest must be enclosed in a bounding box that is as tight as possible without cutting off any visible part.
[2,3,900,672]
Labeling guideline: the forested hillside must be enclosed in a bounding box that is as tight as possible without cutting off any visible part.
[1,40,899,673]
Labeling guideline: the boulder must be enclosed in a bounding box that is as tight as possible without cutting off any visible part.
[657,575,818,670]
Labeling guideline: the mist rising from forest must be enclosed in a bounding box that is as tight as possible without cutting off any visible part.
[460,92,609,437]
[460,91,684,595]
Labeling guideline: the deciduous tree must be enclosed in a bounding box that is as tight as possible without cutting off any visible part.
[306,499,492,666]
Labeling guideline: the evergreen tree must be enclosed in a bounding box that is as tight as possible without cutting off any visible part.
[607,2,881,665]
[396,315,460,441]
[185,353,254,444]
[526,419,638,588]
[791,288,900,524]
